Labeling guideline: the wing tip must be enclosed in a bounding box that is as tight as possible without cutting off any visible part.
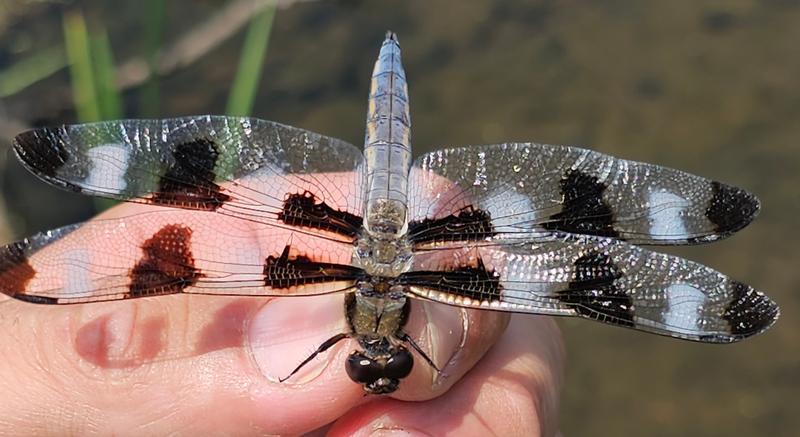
[707,181,761,236]
[0,240,36,302]
[721,281,779,343]
[0,224,84,304]
[13,126,70,179]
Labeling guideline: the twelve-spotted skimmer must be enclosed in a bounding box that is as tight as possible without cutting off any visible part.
[0,32,779,394]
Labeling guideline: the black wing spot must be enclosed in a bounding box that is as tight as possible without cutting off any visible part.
[722,281,779,338]
[264,245,365,289]
[0,241,37,300]
[13,127,70,178]
[14,294,58,305]
[277,191,363,239]
[151,138,231,211]
[542,169,618,238]
[129,224,201,298]
[13,126,87,190]
[706,182,760,235]
[399,258,502,302]
[559,251,633,326]
[570,250,622,290]
[408,206,496,245]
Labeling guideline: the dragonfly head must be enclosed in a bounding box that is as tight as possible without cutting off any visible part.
[346,343,413,395]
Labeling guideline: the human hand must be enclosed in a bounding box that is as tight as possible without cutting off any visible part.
[0,203,564,436]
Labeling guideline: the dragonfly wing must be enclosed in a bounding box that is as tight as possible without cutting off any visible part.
[408,143,759,246]
[14,116,366,243]
[0,178,365,305]
[404,236,778,343]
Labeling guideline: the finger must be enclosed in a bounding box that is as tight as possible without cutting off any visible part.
[0,283,503,434]
[390,302,510,401]
[0,200,369,435]
[94,199,509,404]
[0,198,508,434]
[328,315,565,437]
[255,287,510,404]
[0,291,369,435]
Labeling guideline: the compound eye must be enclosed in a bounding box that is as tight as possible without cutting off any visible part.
[384,348,413,379]
[346,352,383,384]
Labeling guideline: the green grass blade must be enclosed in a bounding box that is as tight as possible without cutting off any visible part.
[225,5,276,116]
[89,27,123,214]
[91,28,122,119]
[0,45,66,98]
[63,11,100,122]
[140,0,165,117]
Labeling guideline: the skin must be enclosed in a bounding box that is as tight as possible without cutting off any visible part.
[0,202,565,436]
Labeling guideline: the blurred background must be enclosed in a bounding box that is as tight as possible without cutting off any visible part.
[0,0,797,435]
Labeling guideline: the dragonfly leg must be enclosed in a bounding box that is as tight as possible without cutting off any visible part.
[397,331,440,373]
[279,332,350,382]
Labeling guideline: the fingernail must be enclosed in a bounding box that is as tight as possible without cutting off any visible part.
[428,304,467,385]
[248,295,347,384]
[407,302,466,385]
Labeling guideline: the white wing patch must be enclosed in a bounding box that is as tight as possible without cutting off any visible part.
[485,186,540,235]
[647,189,689,240]
[85,144,131,193]
[664,283,706,332]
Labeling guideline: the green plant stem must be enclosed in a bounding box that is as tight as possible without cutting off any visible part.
[226,5,276,116]
[0,46,66,98]
[91,29,122,119]
[63,10,100,122]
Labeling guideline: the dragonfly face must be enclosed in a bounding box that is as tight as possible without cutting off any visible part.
[346,342,413,395]
[345,288,414,394]
[0,31,779,395]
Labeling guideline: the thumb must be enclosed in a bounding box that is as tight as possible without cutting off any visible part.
[0,292,364,435]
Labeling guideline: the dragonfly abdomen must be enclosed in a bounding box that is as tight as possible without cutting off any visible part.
[363,31,412,239]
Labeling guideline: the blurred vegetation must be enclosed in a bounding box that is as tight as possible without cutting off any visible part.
[226,3,275,116]
[0,44,65,98]
[9,1,275,122]
[140,0,165,117]
[2,1,277,210]
[90,28,122,119]
[0,1,798,436]
[63,10,100,121]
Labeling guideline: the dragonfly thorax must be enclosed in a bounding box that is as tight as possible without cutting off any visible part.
[364,198,409,239]
[354,231,412,277]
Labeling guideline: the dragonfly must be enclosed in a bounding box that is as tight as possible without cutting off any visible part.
[0,32,779,394]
